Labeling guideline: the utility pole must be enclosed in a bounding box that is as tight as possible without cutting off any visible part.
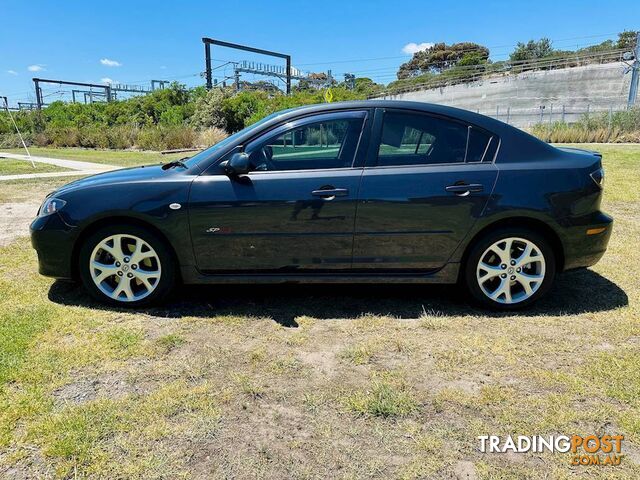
[628,31,640,108]
[34,78,43,109]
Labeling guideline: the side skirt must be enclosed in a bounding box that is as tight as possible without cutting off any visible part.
[180,263,460,285]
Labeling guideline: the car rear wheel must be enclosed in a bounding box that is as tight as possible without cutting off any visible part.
[464,227,556,310]
[78,224,175,307]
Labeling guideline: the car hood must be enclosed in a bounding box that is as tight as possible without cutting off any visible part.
[54,164,177,195]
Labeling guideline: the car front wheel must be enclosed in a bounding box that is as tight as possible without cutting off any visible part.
[78,224,175,307]
[464,227,556,310]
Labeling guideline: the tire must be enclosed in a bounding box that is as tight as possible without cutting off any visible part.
[464,227,556,310]
[78,224,176,308]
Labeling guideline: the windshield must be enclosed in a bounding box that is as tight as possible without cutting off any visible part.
[182,111,284,168]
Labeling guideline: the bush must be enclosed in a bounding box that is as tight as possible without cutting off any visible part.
[0,132,35,149]
[45,127,81,147]
[106,126,137,149]
[198,127,227,148]
[530,108,640,143]
[135,127,165,151]
[135,126,199,151]
[163,127,197,150]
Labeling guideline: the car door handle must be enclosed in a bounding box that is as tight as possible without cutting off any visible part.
[311,188,349,198]
[445,183,484,195]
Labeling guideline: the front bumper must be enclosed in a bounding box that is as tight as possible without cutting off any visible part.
[561,211,613,271]
[30,213,77,280]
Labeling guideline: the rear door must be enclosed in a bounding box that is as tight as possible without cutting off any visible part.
[353,108,499,271]
[189,110,370,273]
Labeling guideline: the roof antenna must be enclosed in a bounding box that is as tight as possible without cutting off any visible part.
[2,97,35,168]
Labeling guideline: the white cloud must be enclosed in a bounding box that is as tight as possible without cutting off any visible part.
[101,77,114,84]
[100,58,122,67]
[27,64,45,72]
[402,42,435,55]
[7,69,18,75]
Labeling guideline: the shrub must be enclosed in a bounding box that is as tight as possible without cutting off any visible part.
[163,126,197,150]
[107,126,137,149]
[0,133,35,149]
[198,127,227,148]
[45,127,80,147]
[135,127,164,151]
[77,126,109,149]
[530,107,640,143]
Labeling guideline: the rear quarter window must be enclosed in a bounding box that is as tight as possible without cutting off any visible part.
[466,126,498,163]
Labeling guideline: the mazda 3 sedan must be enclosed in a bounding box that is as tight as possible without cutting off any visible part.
[31,101,612,309]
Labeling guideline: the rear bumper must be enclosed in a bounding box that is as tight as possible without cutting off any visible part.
[561,211,613,271]
[30,214,77,280]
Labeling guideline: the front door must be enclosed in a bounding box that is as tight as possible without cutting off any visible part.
[353,109,499,271]
[189,110,370,273]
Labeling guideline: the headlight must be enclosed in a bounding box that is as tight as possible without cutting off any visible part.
[38,197,66,217]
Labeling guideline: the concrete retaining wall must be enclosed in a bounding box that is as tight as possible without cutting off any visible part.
[375,62,632,127]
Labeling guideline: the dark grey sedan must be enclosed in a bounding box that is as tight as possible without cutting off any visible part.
[31,101,612,309]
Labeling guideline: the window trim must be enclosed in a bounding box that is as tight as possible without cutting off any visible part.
[243,110,369,174]
[369,108,500,169]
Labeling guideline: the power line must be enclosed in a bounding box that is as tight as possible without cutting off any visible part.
[296,32,624,67]
[372,48,629,96]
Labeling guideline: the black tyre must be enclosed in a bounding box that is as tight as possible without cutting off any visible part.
[78,224,176,307]
[464,227,556,310]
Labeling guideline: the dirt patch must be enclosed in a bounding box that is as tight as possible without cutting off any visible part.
[0,203,39,247]
[52,371,138,408]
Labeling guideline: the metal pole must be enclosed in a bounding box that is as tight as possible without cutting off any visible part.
[34,79,43,109]
[285,56,291,95]
[549,104,553,124]
[562,105,565,123]
[234,68,240,92]
[204,41,213,89]
[608,105,613,129]
[2,97,33,165]
[627,32,640,108]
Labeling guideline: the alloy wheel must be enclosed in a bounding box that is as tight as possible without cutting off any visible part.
[89,234,162,302]
[475,237,546,305]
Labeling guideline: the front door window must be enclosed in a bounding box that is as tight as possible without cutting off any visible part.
[248,116,365,172]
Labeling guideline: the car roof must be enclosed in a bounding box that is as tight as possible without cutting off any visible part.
[272,100,504,132]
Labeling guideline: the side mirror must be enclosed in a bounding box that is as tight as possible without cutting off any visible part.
[224,152,250,177]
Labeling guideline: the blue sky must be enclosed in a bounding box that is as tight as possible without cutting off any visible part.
[1,0,638,106]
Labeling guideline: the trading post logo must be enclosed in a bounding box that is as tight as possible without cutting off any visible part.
[478,434,624,466]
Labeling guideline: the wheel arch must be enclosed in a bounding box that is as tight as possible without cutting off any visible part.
[458,216,565,279]
[71,216,181,282]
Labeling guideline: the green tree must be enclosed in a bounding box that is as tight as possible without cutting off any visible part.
[509,38,554,62]
[397,42,490,79]
[617,30,639,50]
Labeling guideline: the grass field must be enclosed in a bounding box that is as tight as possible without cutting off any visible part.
[0,144,638,478]
[0,158,70,176]
[1,147,188,169]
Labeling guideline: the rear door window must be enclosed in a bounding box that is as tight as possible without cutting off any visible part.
[376,111,498,166]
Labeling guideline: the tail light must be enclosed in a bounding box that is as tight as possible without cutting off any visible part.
[590,168,604,189]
